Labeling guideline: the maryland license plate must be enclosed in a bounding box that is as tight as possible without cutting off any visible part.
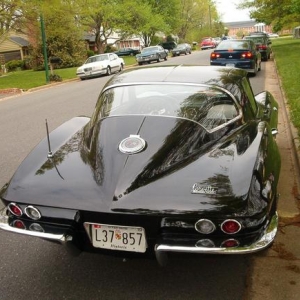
[89,223,147,253]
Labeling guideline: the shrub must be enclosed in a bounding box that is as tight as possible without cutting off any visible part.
[6,60,25,72]
[87,50,95,57]
[49,73,62,82]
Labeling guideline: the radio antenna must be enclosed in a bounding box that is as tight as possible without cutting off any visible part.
[45,119,53,158]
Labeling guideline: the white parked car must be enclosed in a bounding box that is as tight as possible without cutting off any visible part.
[268,33,279,38]
[76,53,125,80]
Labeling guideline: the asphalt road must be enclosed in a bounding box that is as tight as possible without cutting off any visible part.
[0,50,287,300]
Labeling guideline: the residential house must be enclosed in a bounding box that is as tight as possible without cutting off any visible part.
[0,31,30,63]
[83,32,143,53]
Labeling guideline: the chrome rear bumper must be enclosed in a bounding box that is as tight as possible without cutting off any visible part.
[0,207,70,242]
[154,213,278,265]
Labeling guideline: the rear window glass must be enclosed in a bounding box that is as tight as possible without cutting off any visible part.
[96,84,240,130]
[217,41,250,50]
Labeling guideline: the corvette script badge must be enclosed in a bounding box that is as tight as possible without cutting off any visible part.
[192,183,217,194]
[119,135,146,154]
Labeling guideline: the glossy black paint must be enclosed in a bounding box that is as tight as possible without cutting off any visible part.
[0,66,281,260]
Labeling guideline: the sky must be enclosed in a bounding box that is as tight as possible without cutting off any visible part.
[216,0,252,23]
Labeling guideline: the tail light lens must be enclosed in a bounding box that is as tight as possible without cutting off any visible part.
[259,45,267,50]
[25,206,41,220]
[8,203,23,217]
[12,220,26,229]
[241,52,253,58]
[221,239,239,248]
[29,223,44,232]
[196,239,215,248]
[195,219,216,234]
[221,219,241,234]
[210,53,221,59]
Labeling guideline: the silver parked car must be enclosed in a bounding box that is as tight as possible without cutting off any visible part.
[136,46,168,65]
[170,43,192,57]
[76,53,125,80]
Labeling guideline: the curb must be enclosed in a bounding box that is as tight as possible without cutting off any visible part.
[0,78,80,101]
[273,59,300,185]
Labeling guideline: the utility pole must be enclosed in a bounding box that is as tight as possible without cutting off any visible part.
[209,4,212,30]
[40,14,49,84]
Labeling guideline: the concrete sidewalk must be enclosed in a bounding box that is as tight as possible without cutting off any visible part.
[247,59,300,299]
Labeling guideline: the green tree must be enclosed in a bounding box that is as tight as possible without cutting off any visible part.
[0,0,25,35]
[75,0,139,53]
[22,0,86,68]
[137,0,181,46]
[239,0,300,31]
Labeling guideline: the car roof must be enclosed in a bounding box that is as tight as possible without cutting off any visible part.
[244,35,266,39]
[103,65,248,96]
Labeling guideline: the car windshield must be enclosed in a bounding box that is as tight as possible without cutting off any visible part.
[141,47,158,53]
[85,55,109,63]
[176,45,185,49]
[97,84,239,130]
[217,41,250,50]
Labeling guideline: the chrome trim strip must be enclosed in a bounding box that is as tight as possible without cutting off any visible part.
[155,213,278,255]
[0,207,70,242]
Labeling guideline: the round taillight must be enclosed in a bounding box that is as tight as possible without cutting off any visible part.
[8,203,23,217]
[25,206,41,220]
[29,223,44,232]
[221,239,240,248]
[221,219,241,234]
[12,220,26,229]
[195,219,216,234]
[196,239,215,248]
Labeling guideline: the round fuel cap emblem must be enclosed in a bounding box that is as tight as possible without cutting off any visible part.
[119,135,146,154]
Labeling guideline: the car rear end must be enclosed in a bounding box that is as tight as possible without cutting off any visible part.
[244,36,270,61]
[200,38,215,50]
[210,40,257,73]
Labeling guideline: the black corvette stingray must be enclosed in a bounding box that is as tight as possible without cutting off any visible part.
[0,65,281,265]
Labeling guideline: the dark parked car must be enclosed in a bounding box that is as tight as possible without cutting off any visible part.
[210,39,262,76]
[243,35,272,61]
[114,47,140,56]
[136,46,168,65]
[0,65,280,266]
[249,31,270,39]
[170,43,192,56]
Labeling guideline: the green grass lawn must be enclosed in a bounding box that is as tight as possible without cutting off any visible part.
[0,56,137,90]
[271,37,300,135]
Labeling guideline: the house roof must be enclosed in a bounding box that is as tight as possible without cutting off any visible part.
[9,36,30,47]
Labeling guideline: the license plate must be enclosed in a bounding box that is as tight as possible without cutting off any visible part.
[89,223,147,253]
[226,64,235,67]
